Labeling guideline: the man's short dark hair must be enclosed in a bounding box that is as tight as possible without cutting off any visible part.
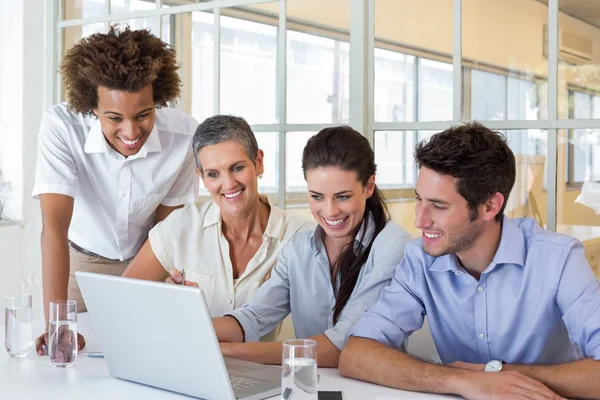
[414,122,516,222]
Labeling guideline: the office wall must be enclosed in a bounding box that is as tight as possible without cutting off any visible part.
[0,0,45,320]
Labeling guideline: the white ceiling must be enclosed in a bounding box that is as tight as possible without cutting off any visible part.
[537,0,600,30]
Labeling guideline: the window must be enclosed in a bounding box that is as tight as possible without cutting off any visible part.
[568,91,600,185]
[0,0,23,221]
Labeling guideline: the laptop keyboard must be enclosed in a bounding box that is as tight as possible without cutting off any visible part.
[229,373,268,391]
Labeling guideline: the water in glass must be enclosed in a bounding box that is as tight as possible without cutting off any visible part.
[4,306,33,357]
[281,357,318,400]
[48,319,78,367]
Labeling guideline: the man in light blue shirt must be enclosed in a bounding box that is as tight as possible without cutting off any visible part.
[340,123,600,400]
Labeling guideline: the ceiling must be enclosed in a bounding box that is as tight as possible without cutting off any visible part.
[537,0,600,30]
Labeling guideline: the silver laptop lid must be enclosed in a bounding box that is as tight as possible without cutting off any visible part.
[76,271,236,400]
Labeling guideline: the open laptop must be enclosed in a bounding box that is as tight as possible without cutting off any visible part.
[76,271,281,400]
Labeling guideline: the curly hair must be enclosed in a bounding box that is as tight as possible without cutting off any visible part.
[414,122,516,222]
[60,25,181,115]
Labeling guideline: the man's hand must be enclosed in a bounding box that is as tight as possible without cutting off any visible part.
[458,371,565,400]
[165,268,199,287]
[35,330,86,356]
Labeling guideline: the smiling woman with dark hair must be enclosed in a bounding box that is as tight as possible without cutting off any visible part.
[210,125,412,368]
[32,26,199,355]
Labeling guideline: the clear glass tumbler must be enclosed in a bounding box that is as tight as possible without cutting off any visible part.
[281,339,318,400]
[48,300,78,368]
[4,293,33,357]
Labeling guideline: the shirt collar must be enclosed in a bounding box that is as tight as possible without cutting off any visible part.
[202,195,286,241]
[84,117,162,158]
[428,215,527,273]
[309,213,378,254]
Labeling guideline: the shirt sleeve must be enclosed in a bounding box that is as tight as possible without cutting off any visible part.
[31,111,78,199]
[349,242,428,351]
[148,218,177,272]
[324,232,411,350]
[224,243,294,342]
[555,240,600,360]
[161,148,199,207]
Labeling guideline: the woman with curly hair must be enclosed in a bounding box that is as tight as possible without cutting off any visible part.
[32,26,198,354]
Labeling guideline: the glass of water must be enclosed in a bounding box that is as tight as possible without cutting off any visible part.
[48,300,78,368]
[281,339,318,400]
[4,293,33,357]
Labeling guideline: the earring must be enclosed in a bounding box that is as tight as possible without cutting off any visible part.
[258,174,263,179]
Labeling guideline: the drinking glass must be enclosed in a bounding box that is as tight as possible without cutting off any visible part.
[281,339,318,400]
[4,293,33,357]
[48,300,78,367]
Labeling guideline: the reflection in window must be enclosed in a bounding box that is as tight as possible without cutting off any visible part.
[287,30,350,124]
[569,91,600,183]
[374,48,415,122]
[286,132,315,192]
[220,16,277,124]
[419,59,453,121]
[471,69,545,157]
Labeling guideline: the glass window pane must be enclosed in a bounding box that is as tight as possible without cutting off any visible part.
[63,0,106,19]
[110,0,156,13]
[471,70,506,120]
[374,49,415,122]
[110,18,159,35]
[284,0,350,123]
[570,92,592,183]
[374,131,415,187]
[220,12,277,124]
[508,77,540,120]
[375,0,453,122]
[463,0,547,120]
[558,0,600,120]
[287,30,350,124]
[256,132,279,205]
[419,59,453,121]
[374,130,438,188]
[162,12,214,121]
[285,132,315,193]
[504,130,548,228]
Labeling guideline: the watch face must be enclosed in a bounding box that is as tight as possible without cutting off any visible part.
[484,360,503,372]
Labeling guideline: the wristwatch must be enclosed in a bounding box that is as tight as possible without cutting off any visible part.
[484,359,505,372]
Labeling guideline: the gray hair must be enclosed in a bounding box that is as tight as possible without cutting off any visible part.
[192,115,259,172]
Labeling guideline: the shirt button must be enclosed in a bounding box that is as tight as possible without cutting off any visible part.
[228,299,233,304]
[477,286,484,293]
[478,333,485,340]
[262,235,269,243]
[121,192,128,198]
[454,271,460,276]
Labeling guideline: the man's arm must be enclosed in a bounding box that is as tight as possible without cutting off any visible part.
[340,337,564,400]
[40,193,74,322]
[36,194,74,354]
[504,359,600,399]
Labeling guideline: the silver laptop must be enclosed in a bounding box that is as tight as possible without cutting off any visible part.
[76,271,281,400]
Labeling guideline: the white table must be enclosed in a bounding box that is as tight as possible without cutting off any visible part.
[0,314,454,400]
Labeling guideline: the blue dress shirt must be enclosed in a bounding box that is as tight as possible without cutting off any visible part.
[350,217,600,364]
[226,219,411,350]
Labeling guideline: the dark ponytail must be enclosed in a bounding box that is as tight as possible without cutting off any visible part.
[301,126,389,324]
